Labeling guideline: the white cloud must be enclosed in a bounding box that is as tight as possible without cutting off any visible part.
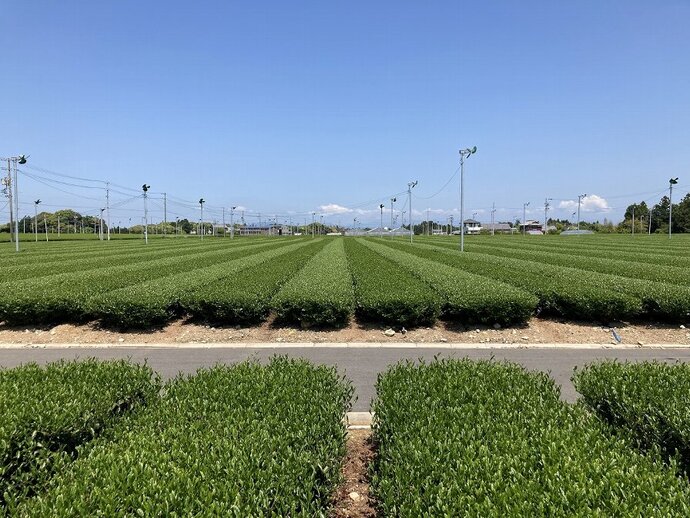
[318,203,352,215]
[558,194,610,212]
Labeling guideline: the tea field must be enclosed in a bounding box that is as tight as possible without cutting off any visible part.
[4,357,690,516]
[0,234,688,328]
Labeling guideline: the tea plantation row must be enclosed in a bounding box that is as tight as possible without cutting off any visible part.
[0,235,688,328]
[3,358,690,516]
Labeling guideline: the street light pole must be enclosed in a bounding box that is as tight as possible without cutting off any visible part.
[142,184,150,244]
[544,198,552,236]
[379,204,384,237]
[34,199,40,242]
[408,181,417,243]
[199,198,205,240]
[669,177,678,238]
[577,194,587,231]
[230,206,236,239]
[459,146,477,251]
[390,197,396,236]
[99,208,105,240]
[522,202,530,236]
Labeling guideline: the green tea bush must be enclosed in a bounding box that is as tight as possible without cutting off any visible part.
[0,359,160,510]
[273,239,355,327]
[372,358,690,516]
[94,240,307,328]
[180,240,327,324]
[381,239,643,321]
[344,239,441,326]
[361,239,537,325]
[18,358,353,517]
[574,360,690,474]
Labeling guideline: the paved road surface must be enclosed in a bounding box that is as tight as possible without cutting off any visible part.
[2,346,689,411]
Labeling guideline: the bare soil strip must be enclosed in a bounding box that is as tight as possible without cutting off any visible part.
[331,429,376,518]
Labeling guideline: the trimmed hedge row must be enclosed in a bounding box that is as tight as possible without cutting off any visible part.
[361,239,537,325]
[0,360,160,511]
[17,358,353,517]
[574,360,690,475]
[273,239,355,327]
[418,240,690,321]
[180,239,328,324]
[95,240,319,328]
[344,239,441,326]
[381,240,644,321]
[0,239,284,325]
[371,359,690,516]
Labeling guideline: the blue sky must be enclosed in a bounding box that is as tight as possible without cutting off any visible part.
[1,1,689,227]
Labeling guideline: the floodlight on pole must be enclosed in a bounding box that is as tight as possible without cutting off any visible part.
[199,198,205,240]
[390,197,396,237]
[458,146,477,251]
[379,204,384,237]
[522,202,530,236]
[230,206,236,239]
[34,199,41,242]
[142,184,150,244]
[669,178,678,238]
[311,212,316,238]
[577,194,587,231]
[543,198,552,236]
[99,208,105,241]
[408,181,417,243]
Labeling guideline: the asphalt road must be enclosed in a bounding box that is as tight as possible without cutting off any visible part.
[2,346,690,411]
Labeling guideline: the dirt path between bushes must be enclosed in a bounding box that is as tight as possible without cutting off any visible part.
[1,316,688,345]
[331,429,376,518]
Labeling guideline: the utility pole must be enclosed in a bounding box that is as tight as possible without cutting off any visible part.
[408,181,417,243]
[106,182,111,241]
[450,215,454,235]
[523,202,530,236]
[458,146,477,251]
[222,207,226,237]
[44,217,48,241]
[57,215,60,237]
[34,199,40,242]
[379,204,384,237]
[649,209,652,235]
[543,198,552,236]
[199,198,205,240]
[163,192,167,237]
[427,208,430,236]
[142,184,150,244]
[99,208,105,240]
[577,194,587,231]
[311,212,315,238]
[390,197,396,236]
[4,160,13,245]
[491,202,496,236]
[230,206,236,239]
[1,155,27,252]
[632,206,635,236]
[669,177,678,238]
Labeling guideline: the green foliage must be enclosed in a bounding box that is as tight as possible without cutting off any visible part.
[17,358,353,517]
[344,239,441,326]
[574,360,690,475]
[388,239,643,321]
[371,358,690,516]
[180,240,328,324]
[273,239,354,327]
[0,360,160,511]
[95,240,313,328]
[362,239,537,325]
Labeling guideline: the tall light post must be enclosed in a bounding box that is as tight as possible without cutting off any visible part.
[199,198,205,240]
[99,207,105,240]
[320,215,324,235]
[379,204,384,237]
[34,199,41,242]
[543,198,552,236]
[311,212,316,238]
[491,202,496,236]
[522,202,530,236]
[459,146,477,251]
[175,217,179,236]
[230,206,236,239]
[2,154,28,252]
[669,177,678,238]
[142,184,150,244]
[577,193,587,231]
[408,181,418,243]
[390,197,396,236]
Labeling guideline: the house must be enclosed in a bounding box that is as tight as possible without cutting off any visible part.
[484,222,514,234]
[463,219,482,235]
[518,220,544,233]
